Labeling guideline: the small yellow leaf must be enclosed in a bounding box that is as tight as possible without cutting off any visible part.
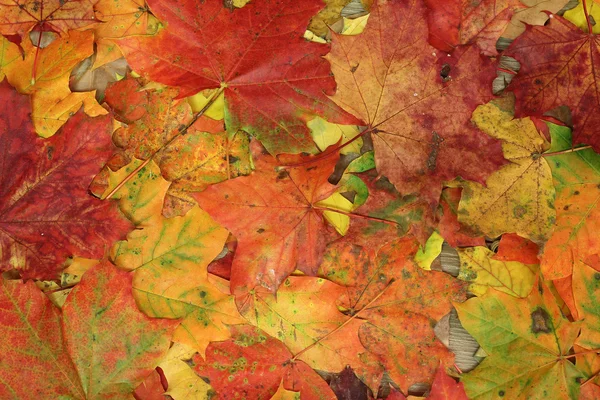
[303,29,328,43]
[270,381,301,400]
[414,231,444,270]
[308,116,362,154]
[316,192,353,235]
[341,14,370,35]
[187,88,225,120]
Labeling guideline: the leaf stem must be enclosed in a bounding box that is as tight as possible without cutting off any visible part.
[559,348,600,360]
[313,205,401,226]
[290,278,396,362]
[582,0,594,34]
[542,145,592,158]
[103,87,224,200]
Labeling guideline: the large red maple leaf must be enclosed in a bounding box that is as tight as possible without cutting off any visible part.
[504,15,600,150]
[0,82,133,280]
[117,0,361,155]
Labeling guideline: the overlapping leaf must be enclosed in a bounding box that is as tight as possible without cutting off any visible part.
[194,324,335,400]
[458,100,555,244]
[62,261,177,399]
[542,123,600,279]
[192,153,340,293]
[504,14,600,151]
[0,82,132,280]
[0,279,85,398]
[327,0,505,215]
[456,281,584,399]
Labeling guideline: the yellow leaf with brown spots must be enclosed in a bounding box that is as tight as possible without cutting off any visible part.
[458,100,555,244]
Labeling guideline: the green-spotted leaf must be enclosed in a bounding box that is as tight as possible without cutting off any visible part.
[62,262,177,399]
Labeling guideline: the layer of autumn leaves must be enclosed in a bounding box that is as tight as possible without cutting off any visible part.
[2,0,600,398]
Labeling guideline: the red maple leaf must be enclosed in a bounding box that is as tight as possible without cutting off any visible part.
[0,82,133,280]
[118,0,361,154]
[504,15,600,150]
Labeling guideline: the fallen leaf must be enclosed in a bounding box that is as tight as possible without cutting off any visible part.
[62,261,178,399]
[503,14,600,151]
[0,82,132,280]
[111,206,242,355]
[0,279,85,398]
[327,0,505,215]
[0,0,98,39]
[428,365,468,400]
[118,0,361,154]
[458,100,555,244]
[194,325,335,400]
[192,154,340,293]
[457,246,538,298]
[4,30,106,138]
[541,123,600,279]
[456,281,584,399]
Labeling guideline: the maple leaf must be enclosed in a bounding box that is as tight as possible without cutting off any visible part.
[192,153,340,293]
[133,369,167,400]
[194,324,336,400]
[97,75,253,217]
[117,0,360,154]
[0,0,98,40]
[335,238,467,392]
[62,261,178,399]
[327,0,505,213]
[503,14,600,151]
[3,30,106,138]
[541,123,600,280]
[458,100,556,244]
[111,205,244,354]
[456,280,584,399]
[0,82,132,280]
[158,343,213,400]
[0,279,85,398]
[237,275,384,391]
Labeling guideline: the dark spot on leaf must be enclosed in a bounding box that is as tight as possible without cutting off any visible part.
[350,63,359,73]
[498,390,505,397]
[440,63,451,81]
[47,146,54,160]
[534,79,543,85]
[574,191,580,195]
[563,205,570,211]
[594,273,600,281]
[199,291,206,298]
[257,228,265,233]
[276,170,289,180]
[531,307,552,334]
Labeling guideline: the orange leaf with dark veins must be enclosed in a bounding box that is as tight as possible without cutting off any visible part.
[504,15,600,151]
[0,82,133,280]
[191,153,339,294]
[117,0,361,154]
[327,0,505,215]
[0,0,98,39]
